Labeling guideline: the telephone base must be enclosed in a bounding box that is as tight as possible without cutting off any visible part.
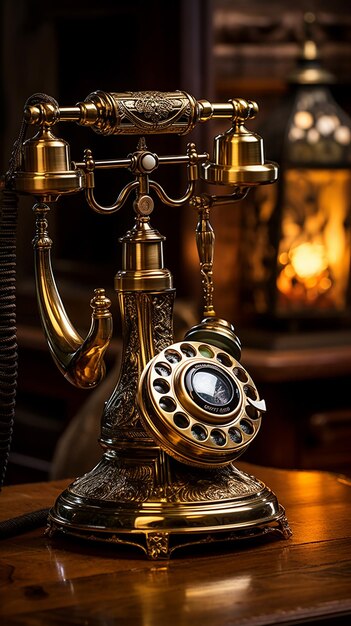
[46,513,290,560]
[47,451,292,559]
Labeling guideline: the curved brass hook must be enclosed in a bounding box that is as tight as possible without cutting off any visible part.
[32,202,113,388]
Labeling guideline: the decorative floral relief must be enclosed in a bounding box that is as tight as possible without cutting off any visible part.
[146,532,170,559]
[151,293,175,351]
[118,92,192,130]
[134,92,175,123]
[74,439,264,505]
[103,294,141,430]
[164,464,263,502]
[105,427,150,440]
[71,457,154,502]
[103,292,173,433]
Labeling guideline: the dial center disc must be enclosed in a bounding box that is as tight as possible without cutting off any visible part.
[182,362,240,423]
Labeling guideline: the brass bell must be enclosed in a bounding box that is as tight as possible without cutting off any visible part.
[13,127,83,199]
[201,121,278,187]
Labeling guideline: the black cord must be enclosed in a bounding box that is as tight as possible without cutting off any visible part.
[0,92,59,492]
[0,507,50,539]
[0,189,18,489]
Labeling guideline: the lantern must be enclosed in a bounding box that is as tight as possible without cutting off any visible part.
[241,15,351,339]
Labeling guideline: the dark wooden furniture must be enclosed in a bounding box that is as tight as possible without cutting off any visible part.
[1,462,351,625]
[241,342,351,475]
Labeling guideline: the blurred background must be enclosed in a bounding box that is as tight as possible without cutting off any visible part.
[1,0,351,484]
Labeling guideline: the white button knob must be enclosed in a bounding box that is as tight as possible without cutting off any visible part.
[141,153,157,172]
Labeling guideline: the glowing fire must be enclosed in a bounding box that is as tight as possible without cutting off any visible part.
[275,169,351,311]
[289,242,327,279]
[277,242,332,306]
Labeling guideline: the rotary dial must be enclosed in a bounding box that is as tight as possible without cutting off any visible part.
[137,341,266,468]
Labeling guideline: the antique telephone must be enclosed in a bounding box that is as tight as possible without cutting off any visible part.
[0,90,292,558]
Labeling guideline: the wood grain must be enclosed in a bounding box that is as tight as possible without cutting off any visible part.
[1,463,351,625]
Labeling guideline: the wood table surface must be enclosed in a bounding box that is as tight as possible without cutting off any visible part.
[1,462,351,625]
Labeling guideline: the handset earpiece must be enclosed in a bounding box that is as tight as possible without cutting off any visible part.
[137,317,266,468]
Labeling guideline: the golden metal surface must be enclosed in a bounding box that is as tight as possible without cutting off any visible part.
[12,127,84,199]
[32,203,113,388]
[138,340,263,467]
[184,317,242,360]
[24,128,71,172]
[201,124,278,186]
[3,88,290,558]
[48,450,290,559]
[115,216,173,292]
[23,92,258,136]
[195,205,216,316]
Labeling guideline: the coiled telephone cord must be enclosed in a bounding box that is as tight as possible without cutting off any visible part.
[0,189,18,490]
[0,94,63,537]
[0,93,58,492]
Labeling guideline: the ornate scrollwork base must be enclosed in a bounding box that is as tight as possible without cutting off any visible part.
[47,449,292,560]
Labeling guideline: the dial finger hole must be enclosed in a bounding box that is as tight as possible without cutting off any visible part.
[180,343,197,358]
[159,396,177,412]
[244,384,257,400]
[240,419,254,435]
[173,412,190,429]
[154,362,172,377]
[164,349,182,364]
[198,344,214,359]
[233,367,248,382]
[191,423,208,441]
[216,352,232,367]
[229,427,243,444]
[153,378,170,394]
[210,429,227,446]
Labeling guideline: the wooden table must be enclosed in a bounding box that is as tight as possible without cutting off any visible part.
[1,462,351,625]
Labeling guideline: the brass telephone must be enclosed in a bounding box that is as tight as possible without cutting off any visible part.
[0,90,292,559]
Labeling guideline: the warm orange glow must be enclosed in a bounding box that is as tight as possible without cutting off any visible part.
[275,169,351,311]
[294,110,313,129]
[289,243,327,279]
[335,125,351,144]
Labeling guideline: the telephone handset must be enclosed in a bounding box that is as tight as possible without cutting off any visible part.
[0,90,291,558]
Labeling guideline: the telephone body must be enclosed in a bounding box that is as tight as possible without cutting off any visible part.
[0,90,292,559]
